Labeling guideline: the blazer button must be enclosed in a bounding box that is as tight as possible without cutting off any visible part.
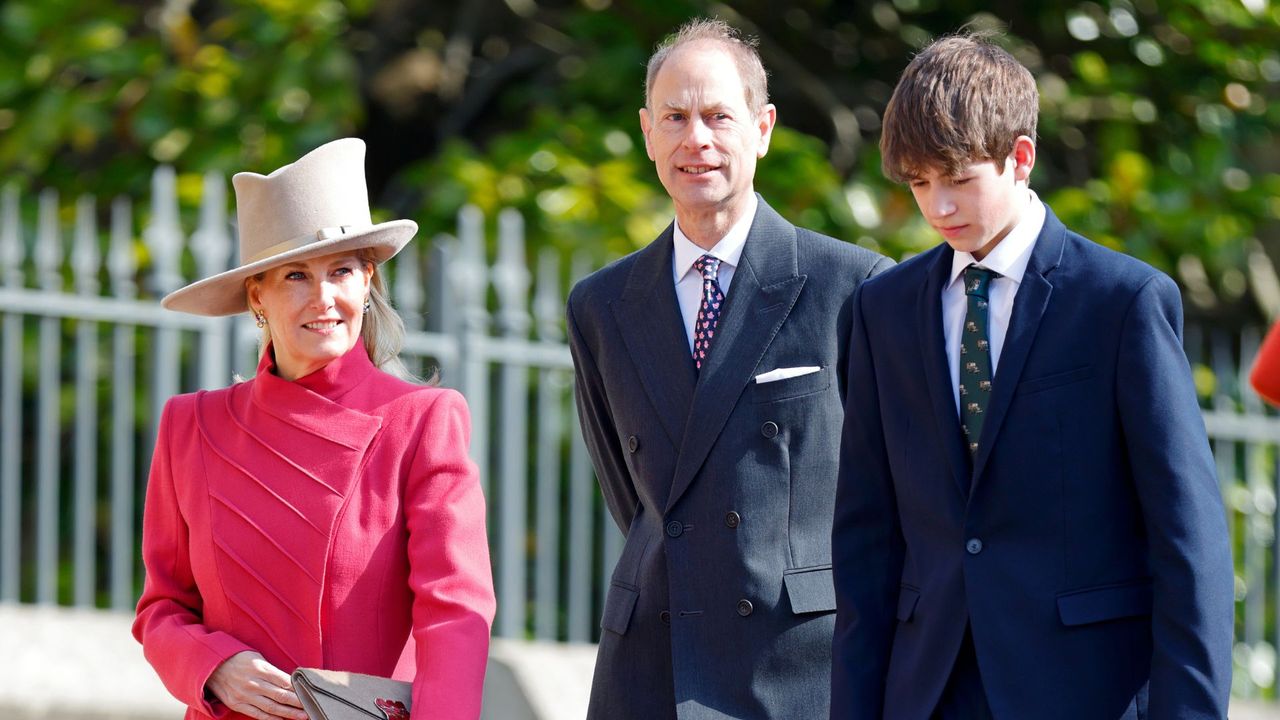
[761,421,779,438]
[737,599,754,617]
[966,538,984,555]
[627,435,639,453]
[660,610,671,625]
[725,511,741,528]
[666,520,684,538]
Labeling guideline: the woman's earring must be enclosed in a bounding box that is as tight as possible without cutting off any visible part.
[254,311,267,329]
[363,297,371,314]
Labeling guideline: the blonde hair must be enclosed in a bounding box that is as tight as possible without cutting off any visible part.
[249,250,426,383]
[645,17,769,114]
[880,32,1038,182]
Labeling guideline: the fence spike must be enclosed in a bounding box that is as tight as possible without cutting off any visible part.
[0,185,21,287]
[452,205,489,332]
[36,189,62,292]
[534,247,563,342]
[394,241,423,331]
[108,196,136,299]
[191,171,231,278]
[145,166,184,296]
[73,195,100,296]
[494,208,531,336]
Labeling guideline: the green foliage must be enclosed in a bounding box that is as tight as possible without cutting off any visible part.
[0,0,363,197]
[2,1,1278,305]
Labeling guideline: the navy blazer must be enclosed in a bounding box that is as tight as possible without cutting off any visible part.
[832,206,1234,720]
[569,198,892,720]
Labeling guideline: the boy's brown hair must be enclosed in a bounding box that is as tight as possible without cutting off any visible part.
[880,33,1038,183]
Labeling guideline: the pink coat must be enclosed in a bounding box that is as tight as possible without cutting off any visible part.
[133,341,495,719]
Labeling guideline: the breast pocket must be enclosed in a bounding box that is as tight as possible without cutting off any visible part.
[751,366,832,403]
[1015,366,1093,397]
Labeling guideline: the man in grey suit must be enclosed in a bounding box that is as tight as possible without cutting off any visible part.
[567,18,892,720]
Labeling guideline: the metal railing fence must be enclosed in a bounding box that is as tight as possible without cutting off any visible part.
[4,169,1280,698]
[0,168,620,644]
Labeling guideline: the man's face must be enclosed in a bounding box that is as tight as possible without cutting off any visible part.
[639,43,776,220]
[907,138,1034,261]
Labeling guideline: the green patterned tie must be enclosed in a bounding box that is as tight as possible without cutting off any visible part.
[960,265,999,455]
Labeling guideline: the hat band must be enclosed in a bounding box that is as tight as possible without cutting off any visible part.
[241,225,366,265]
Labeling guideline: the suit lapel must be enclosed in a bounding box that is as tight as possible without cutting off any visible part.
[916,244,971,497]
[611,229,697,448]
[665,200,805,514]
[971,206,1066,482]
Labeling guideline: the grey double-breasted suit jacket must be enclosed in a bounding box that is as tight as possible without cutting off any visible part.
[567,197,892,719]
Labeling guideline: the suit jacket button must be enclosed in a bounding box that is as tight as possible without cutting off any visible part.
[660,610,671,625]
[737,599,754,617]
[966,538,984,555]
[627,435,639,453]
[761,421,779,438]
[725,511,741,528]
[666,520,683,538]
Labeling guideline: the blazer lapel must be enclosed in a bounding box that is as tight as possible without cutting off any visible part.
[971,206,1066,482]
[611,228,697,448]
[916,244,971,498]
[665,200,805,514]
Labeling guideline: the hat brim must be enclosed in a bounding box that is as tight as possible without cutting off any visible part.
[161,219,418,317]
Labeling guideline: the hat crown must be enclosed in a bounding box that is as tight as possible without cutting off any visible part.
[231,138,374,265]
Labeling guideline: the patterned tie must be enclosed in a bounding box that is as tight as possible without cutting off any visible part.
[692,254,725,371]
[959,265,999,455]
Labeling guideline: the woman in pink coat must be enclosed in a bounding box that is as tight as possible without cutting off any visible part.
[133,138,495,720]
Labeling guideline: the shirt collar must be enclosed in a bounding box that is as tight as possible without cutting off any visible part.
[948,189,1045,289]
[672,194,757,283]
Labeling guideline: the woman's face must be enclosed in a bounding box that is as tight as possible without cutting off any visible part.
[246,251,373,381]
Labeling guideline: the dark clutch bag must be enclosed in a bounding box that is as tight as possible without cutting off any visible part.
[291,668,412,720]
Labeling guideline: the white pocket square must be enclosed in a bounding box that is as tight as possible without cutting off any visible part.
[754,366,821,384]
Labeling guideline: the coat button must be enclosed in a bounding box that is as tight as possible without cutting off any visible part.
[666,520,684,538]
[725,511,741,528]
[737,599,754,617]
[627,435,639,453]
[761,421,779,438]
[659,610,671,625]
[966,538,984,555]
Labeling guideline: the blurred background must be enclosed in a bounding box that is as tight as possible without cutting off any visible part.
[1,0,1279,717]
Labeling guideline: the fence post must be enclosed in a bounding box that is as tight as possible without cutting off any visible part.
[452,206,491,492]
[144,166,184,465]
[72,194,101,607]
[35,189,62,605]
[107,195,138,611]
[0,185,23,603]
[493,208,531,639]
[533,248,565,640]
[566,253,595,642]
[191,172,232,390]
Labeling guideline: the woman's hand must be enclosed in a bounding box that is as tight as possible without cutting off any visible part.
[206,651,309,720]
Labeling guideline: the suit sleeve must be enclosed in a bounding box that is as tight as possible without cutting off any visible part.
[1116,274,1233,718]
[831,285,905,720]
[567,293,639,534]
[404,389,495,720]
[132,397,254,718]
[838,255,897,400]
[1250,319,1280,407]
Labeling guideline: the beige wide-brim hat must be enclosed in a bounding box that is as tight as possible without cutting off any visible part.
[161,137,418,316]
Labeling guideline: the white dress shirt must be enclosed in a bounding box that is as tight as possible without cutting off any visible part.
[943,191,1045,415]
[672,195,756,352]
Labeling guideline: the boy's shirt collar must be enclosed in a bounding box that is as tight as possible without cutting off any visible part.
[948,189,1045,289]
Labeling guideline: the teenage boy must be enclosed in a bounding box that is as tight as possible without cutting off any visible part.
[831,34,1233,720]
